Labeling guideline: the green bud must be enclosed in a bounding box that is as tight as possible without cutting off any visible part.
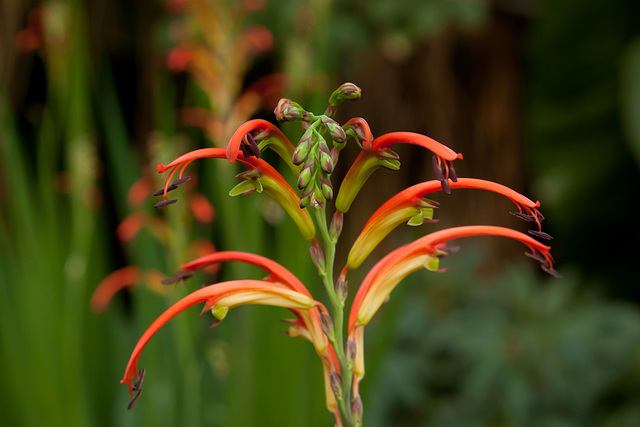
[297,165,313,189]
[322,117,346,143]
[274,98,305,122]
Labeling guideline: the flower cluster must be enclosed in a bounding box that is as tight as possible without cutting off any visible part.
[119,83,558,427]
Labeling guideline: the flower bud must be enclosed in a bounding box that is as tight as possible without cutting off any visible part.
[328,82,362,105]
[335,275,348,305]
[320,177,333,202]
[292,128,314,165]
[319,312,335,342]
[329,371,343,401]
[319,150,334,174]
[297,164,314,190]
[351,395,363,425]
[346,336,357,368]
[274,98,305,122]
[309,243,325,273]
[329,211,343,242]
[322,117,346,143]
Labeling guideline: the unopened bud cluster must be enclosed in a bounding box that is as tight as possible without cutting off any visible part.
[275,84,363,210]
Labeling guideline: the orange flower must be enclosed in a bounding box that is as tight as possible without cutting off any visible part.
[346,178,545,270]
[335,132,463,212]
[156,147,316,240]
[121,280,319,407]
[347,225,558,396]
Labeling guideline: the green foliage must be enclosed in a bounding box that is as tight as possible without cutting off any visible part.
[365,251,640,426]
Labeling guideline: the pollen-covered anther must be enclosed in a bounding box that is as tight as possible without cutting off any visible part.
[153,184,178,196]
[509,210,535,222]
[431,155,459,194]
[132,368,146,392]
[170,176,192,186]
[127,368,146,410]
[541,263,562,278]
[160,269,195,285]
[153,176,193,197]
[154,199,178,208]
[528,229,554,240]
[524,251,547,264]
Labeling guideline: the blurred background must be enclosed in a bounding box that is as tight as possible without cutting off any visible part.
[1,0,639,426]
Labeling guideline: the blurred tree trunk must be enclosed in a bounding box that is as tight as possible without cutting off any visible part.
[340,5,532,274]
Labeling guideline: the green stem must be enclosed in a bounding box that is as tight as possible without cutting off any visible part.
[314,207,355,427]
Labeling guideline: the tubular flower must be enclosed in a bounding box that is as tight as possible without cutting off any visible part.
[156,148,316,241]
[346,178,545,270]
[225,118,298,172]
[121,280,318,407]
[176,251,311,296]
[347,225,558,394]
[174,253,341,418]
[335,132,462,212]
[168,251,336,378]
[372,132,463,194]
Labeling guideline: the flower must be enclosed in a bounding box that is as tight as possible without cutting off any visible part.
[347,225,558,397]
[335,132,463,212]
[165,251,340,415]
[121,280,319,407]
[346,177,545,270]
[225,118,298,172]
[156,147,316,240]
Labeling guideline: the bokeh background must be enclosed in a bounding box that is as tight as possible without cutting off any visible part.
[1,0,640,426]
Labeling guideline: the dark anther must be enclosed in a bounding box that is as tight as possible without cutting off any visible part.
[541,264,562,278]
[153,185,178,196]
[448,161,458,182]
[132,369,146,392]
[160,270,194,285]
[510,210,535,222]
[210,319,221,328]
[127,390,142,410]
[154,199,178,208]
[524,251,547,263]
[432,156,445,181]
[528,230,553,240]
[440,178,451,195]
[170,176,192,186]
[240,133,261,159]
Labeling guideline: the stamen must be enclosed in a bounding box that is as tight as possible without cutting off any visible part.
[132,368,146,391]
[541,264,561,278]
[154,199,178,208]
[153,185,178,196]
[447,161,458,182]
[170,176,192,186]
[440,178,451,195]
[509,210,535,222]
[432,156,445,181]
[528,230,553,240]
[524,251,547,263]
[127,390,142,410]
[160,270,194,285]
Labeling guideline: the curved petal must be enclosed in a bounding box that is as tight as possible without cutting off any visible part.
[226,119,295,167]
[370,132,462,161]
[180,251,310,296]
[156,149,316,240]
[349,225,556,331]
[121,280,317,396]
[346,178,545,269]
